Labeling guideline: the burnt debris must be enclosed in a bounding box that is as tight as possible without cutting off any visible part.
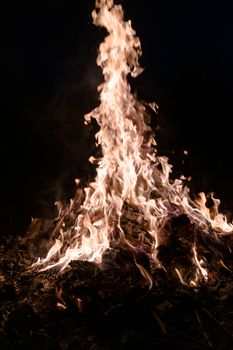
[1,208,233,350]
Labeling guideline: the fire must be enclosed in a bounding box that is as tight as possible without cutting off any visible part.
[33,0,233,286]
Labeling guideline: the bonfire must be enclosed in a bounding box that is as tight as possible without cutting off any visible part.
[31,0,233,287]
[1,1,233,349]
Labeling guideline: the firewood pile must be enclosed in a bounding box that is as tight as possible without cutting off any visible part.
[1,201,233,350]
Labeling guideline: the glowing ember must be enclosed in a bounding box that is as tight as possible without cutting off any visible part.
[33,0,233,286]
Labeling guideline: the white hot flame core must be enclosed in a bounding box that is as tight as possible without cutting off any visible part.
[33,0,233,279]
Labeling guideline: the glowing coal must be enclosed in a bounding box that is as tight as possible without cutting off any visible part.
[33,0,233,287]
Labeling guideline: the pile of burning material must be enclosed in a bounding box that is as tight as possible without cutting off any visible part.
[1,221,233,350]
[30,0,233,288]
[1,0,233,349]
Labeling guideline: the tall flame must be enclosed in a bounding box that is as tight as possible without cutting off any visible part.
[33,0,233,283]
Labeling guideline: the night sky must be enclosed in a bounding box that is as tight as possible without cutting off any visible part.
[1,0,233,235]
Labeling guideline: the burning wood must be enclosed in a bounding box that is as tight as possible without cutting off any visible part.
[1,1,233,349]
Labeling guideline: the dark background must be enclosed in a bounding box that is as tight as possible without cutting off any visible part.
[1,0,233,236]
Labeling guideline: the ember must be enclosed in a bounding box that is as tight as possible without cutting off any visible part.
[1,1,233,349]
